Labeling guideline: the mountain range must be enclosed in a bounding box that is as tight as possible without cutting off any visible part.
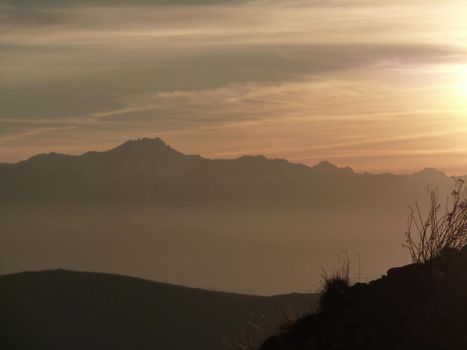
[1,137,453,205]
[1,137,464,294]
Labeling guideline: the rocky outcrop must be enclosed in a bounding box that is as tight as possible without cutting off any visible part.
[259,247,467,350]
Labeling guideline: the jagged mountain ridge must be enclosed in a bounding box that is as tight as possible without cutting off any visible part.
[0,137,460,205]
[0,138,331,202]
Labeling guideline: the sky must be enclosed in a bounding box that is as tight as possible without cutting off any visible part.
[1,0,467,174]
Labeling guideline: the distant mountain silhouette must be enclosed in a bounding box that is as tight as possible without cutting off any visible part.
[1,137,463,205]
[0,270,314,350]
[311,161,354,175]
[1,137,465,294]
[259,248,467,349]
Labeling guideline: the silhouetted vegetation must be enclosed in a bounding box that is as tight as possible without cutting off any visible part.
[259,246,467,349]
[318,254,351,313]
[404,178,467,263]
[258,180,467,349]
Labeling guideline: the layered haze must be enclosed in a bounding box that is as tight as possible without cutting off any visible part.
[1,138,464,294]
[1,0,467,173]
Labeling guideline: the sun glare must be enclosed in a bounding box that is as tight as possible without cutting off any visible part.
[460,77,467,96]
[437,64,467,108]
[456,67,467,109]
[456,64,467,89]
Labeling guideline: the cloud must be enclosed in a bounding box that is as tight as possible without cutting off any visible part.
[1,0,467,174]
[0,0,247,8]
[1,42,463,122]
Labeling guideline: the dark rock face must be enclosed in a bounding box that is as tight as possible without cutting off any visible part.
[259,249,467,350]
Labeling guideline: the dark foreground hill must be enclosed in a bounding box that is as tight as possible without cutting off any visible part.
[0,270,314,350]
[259,248,467,350]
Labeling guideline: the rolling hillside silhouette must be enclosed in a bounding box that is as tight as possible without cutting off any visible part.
[0,270,314,350]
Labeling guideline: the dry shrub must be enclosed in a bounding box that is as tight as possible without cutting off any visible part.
[404,178,467,264]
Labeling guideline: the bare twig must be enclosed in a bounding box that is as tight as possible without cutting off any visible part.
[404,178,467,263]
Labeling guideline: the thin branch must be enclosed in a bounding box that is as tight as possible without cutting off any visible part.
[404,178,467,263]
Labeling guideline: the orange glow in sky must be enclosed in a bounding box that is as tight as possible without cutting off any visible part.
[1,0,467,174]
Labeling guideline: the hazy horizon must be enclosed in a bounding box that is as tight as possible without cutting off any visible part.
[1,136,465,177]
[1,135,463,294]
